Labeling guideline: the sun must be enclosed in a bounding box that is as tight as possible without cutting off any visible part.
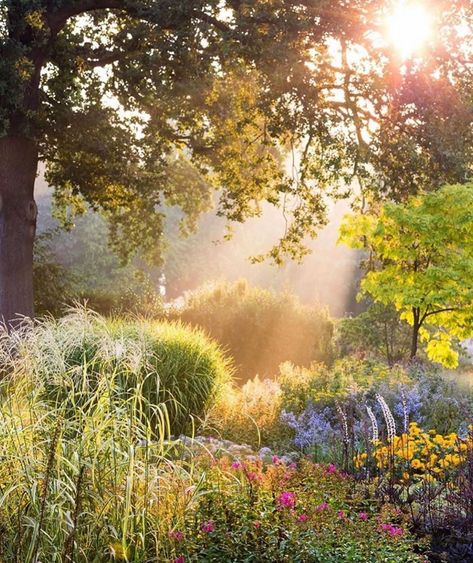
[385,2,433,59]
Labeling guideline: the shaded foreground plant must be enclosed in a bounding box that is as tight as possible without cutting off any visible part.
[0,307,231,562]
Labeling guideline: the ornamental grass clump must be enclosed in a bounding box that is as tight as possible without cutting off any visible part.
[12,306,231,436]
[0,307,233,561]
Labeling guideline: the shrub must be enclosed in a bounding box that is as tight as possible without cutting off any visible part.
[33,230,78,317]
[278,358,406,414]
[175,279,334,382]
[14,307,231,436]
[337,302,412,365]
[207,375,291,449]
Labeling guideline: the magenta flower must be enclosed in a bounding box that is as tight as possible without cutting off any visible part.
[200,520,215,534]
[174,558,185,563]
[272,455,280,464]
[253,520,262,529]
[169,530,184,541]
[288,462,297,470]
[379,523,404,537]
[315,501,329,512]
[358,512,368,521]
[297,513,309,522]
[277,491,296,509]
[326,464,337,475]
[231,460,243,470]
[337,510,346,520]
[247,471,259,481]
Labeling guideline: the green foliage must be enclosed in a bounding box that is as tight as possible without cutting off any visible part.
[33,229,78,317]
[278,358,405,414]
[21,307,231,435]
[35,198,166,317]
[4,1,473,270]
[337,303,412,365]
[340,184,473,367]
[172,459,425,562]
[175,279,334,381]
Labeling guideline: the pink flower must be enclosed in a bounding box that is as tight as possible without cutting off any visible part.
[277,491,296,509]
[246,471,260,481]
[169,530,184,541]
[297,513,309,522]
[379,523,404,537]
[337,510,346,520]
[326,464,337,475]
[288,463,297,470]
[315,501,329,512]
[358,512,368,521]
[200,520,215,534]
[272,455,280,464]
[231,460,243,470]
[253,520,262,529]
[174,558,185,563]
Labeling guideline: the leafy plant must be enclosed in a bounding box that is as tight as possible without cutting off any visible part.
[339,184,473,367]
[337,302,412,365]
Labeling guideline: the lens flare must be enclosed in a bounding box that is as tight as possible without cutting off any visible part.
[386,2,432,59]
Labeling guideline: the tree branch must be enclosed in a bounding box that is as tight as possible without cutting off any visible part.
[48,0,231,34]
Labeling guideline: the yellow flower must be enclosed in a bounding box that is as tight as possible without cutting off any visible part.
[411,459,424,470]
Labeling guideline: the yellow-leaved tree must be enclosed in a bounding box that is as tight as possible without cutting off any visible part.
[339,184,473,368]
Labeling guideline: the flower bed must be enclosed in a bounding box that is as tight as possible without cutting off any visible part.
[161,444,426,562]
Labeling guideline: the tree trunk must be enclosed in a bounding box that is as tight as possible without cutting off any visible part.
[0,136,38,327]
[409,309,420,360]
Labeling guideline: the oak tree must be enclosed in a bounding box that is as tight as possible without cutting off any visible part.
[2,0,473,324]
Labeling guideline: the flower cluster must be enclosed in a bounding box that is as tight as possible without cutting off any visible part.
[353,422,473,482]
[280,405,337,450]
[165,458,422,562]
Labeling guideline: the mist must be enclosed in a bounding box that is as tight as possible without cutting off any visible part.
[35,170,361,318]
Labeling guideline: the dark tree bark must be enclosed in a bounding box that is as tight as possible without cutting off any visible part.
[0,136,38,327]
[409,307,420,360]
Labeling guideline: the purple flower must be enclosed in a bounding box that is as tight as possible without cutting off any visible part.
[200,520,215,534]
[231,460,243,470]
[277,491,296,509]
[281,406,337,451]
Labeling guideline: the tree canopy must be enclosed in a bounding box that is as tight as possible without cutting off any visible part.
[3,1,473,265]
[339,184,473,367]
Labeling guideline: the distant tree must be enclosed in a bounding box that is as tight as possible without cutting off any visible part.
[2,0,473,324]
[339,184,473,367]
[337,302,411,365]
